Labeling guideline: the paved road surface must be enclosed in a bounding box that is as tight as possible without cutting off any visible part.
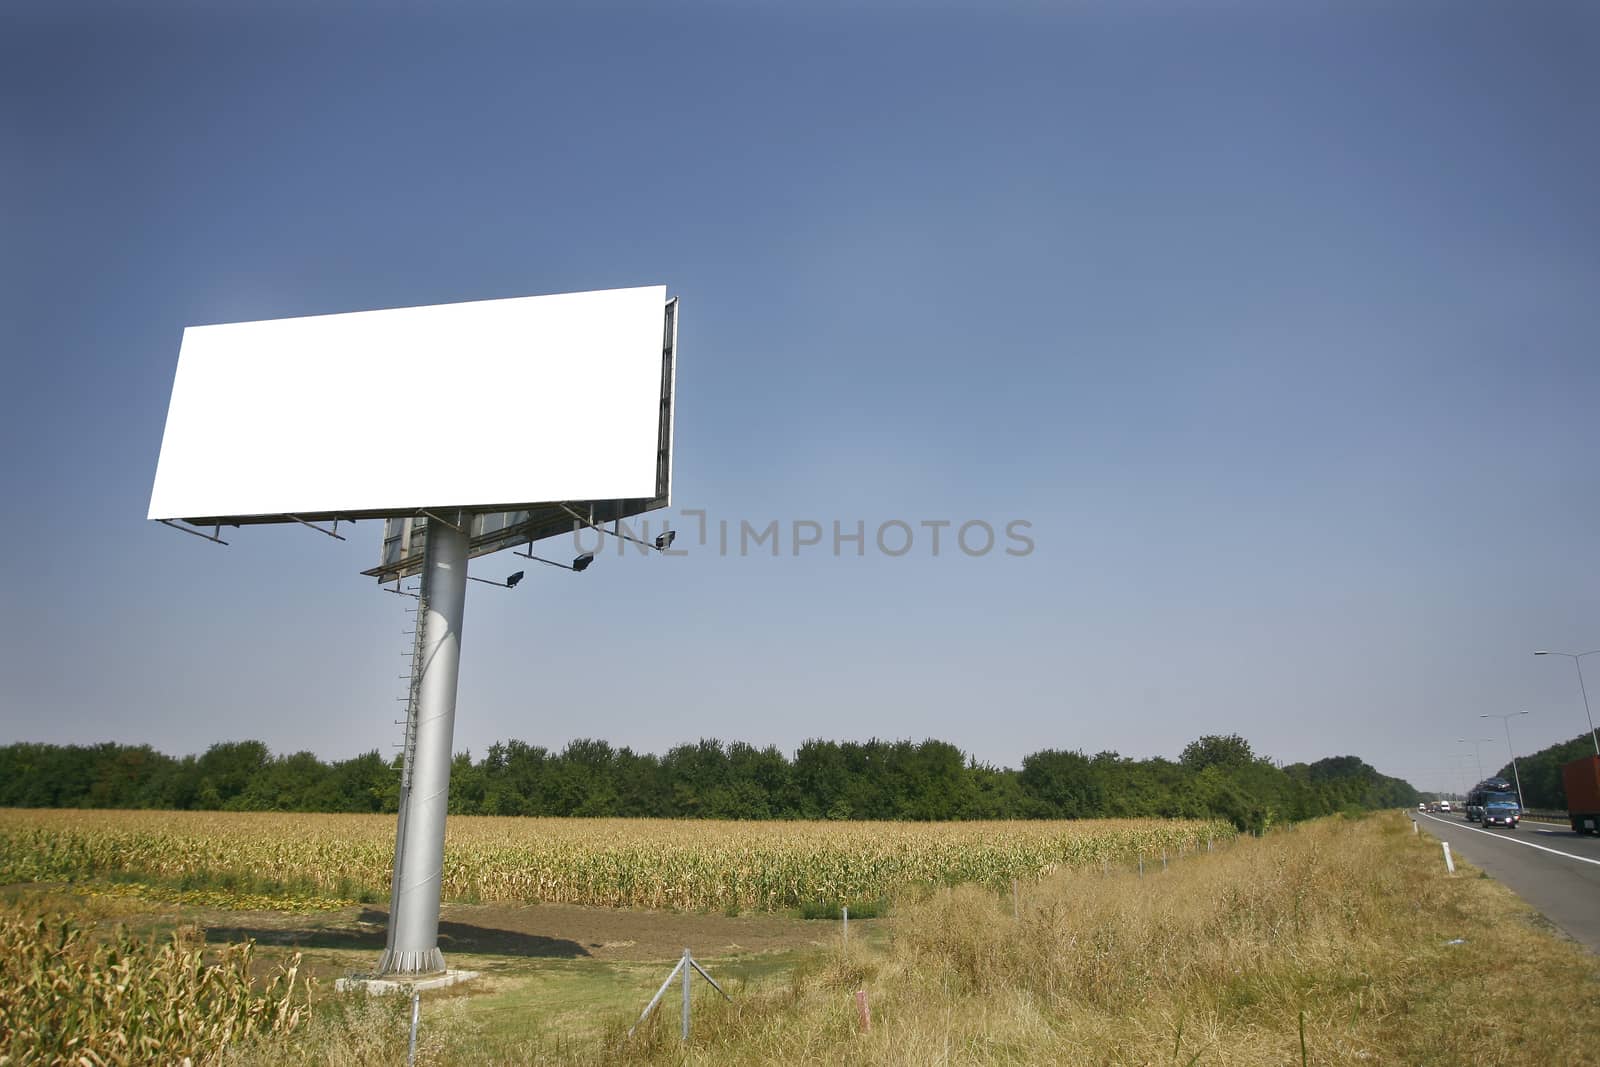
[1415,811,1600,953]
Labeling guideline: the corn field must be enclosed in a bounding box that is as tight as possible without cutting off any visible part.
[0,809,1235,912]
[0,908,311,1066]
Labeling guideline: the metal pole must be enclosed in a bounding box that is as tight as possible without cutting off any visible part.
[681,947,691,1041]
[1575,657,1600,756]
[1501,717,1525,810]
[407,991,419,1067]
[379,515,470,975]
[627,956,686,1037]
[842,905,849,945]
[1536,651,1600,756]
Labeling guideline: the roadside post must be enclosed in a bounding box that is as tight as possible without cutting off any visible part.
[407,990,419,1067]
[1442,841,1455,874]
[681,946,691,1040]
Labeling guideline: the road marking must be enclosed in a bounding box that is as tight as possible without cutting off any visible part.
[1418,813,1600,868]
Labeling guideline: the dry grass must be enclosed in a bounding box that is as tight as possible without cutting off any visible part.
[611,813,1600,1065]
[0,905,312,1066]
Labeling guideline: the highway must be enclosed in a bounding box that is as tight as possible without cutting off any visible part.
[1416,810,1600,953]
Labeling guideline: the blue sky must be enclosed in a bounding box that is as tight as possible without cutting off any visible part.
[2,2,1597,795]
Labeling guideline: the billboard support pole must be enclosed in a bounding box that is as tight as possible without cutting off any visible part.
[378,513,470,975]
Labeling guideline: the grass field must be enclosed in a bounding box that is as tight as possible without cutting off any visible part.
[5,812,1599,1065]
[0,809,1232,913]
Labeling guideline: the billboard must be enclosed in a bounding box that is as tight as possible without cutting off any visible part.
[148,286,676,528]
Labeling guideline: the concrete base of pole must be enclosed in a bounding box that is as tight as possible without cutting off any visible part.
[377,947,448,975]
[336,970,481,995]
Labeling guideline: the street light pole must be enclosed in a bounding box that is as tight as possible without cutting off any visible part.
[1456,737,1490,782]
[1480,711,1530,809]
[1534,650,1600,756]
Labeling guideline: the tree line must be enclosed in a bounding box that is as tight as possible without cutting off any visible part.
[1493,730,1598,810]
[0,733,1416,832]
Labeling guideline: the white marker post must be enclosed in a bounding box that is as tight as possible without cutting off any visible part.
[1442,841,1455,874]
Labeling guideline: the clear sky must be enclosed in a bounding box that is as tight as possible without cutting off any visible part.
[3,2,1597,796]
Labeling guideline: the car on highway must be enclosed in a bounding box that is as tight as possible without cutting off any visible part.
[1465,778,1518,825]
[1438,801,1451,813]
[1476,791,1520,828]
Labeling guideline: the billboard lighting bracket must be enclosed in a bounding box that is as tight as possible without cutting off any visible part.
[466,571,525,590]
[558,503,676,552]
[288,515,347,541]
[158,519,229,546]
[515,546,595,572]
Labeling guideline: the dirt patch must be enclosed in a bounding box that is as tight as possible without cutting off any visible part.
[441,899,852,961]
[6,883,860,967]
[202,900,854,963]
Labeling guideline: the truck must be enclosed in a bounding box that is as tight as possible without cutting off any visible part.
[1475,790,1520,828]
[1563,755,1600,835]
[1465,777,1517,825]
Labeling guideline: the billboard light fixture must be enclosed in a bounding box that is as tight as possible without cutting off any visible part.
[516,548,595,573]
[466,570,525,590]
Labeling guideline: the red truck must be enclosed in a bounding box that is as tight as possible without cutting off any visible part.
[1562,755,1600,835]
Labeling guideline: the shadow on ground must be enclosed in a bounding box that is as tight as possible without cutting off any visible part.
[206,908,591,958]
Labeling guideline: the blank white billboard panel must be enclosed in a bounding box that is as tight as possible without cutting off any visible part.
[148,286,671,522]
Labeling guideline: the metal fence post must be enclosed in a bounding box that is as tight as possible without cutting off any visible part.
[1138,853,1144,877]
[407,990,419,1067]
[1011,879,1019,919]
[842,905,849,946]
[681,947,691,1040]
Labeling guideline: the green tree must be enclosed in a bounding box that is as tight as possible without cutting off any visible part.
[1179,734,1258,772]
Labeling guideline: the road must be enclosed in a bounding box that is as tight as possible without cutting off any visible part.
[1415,810,1600,953]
